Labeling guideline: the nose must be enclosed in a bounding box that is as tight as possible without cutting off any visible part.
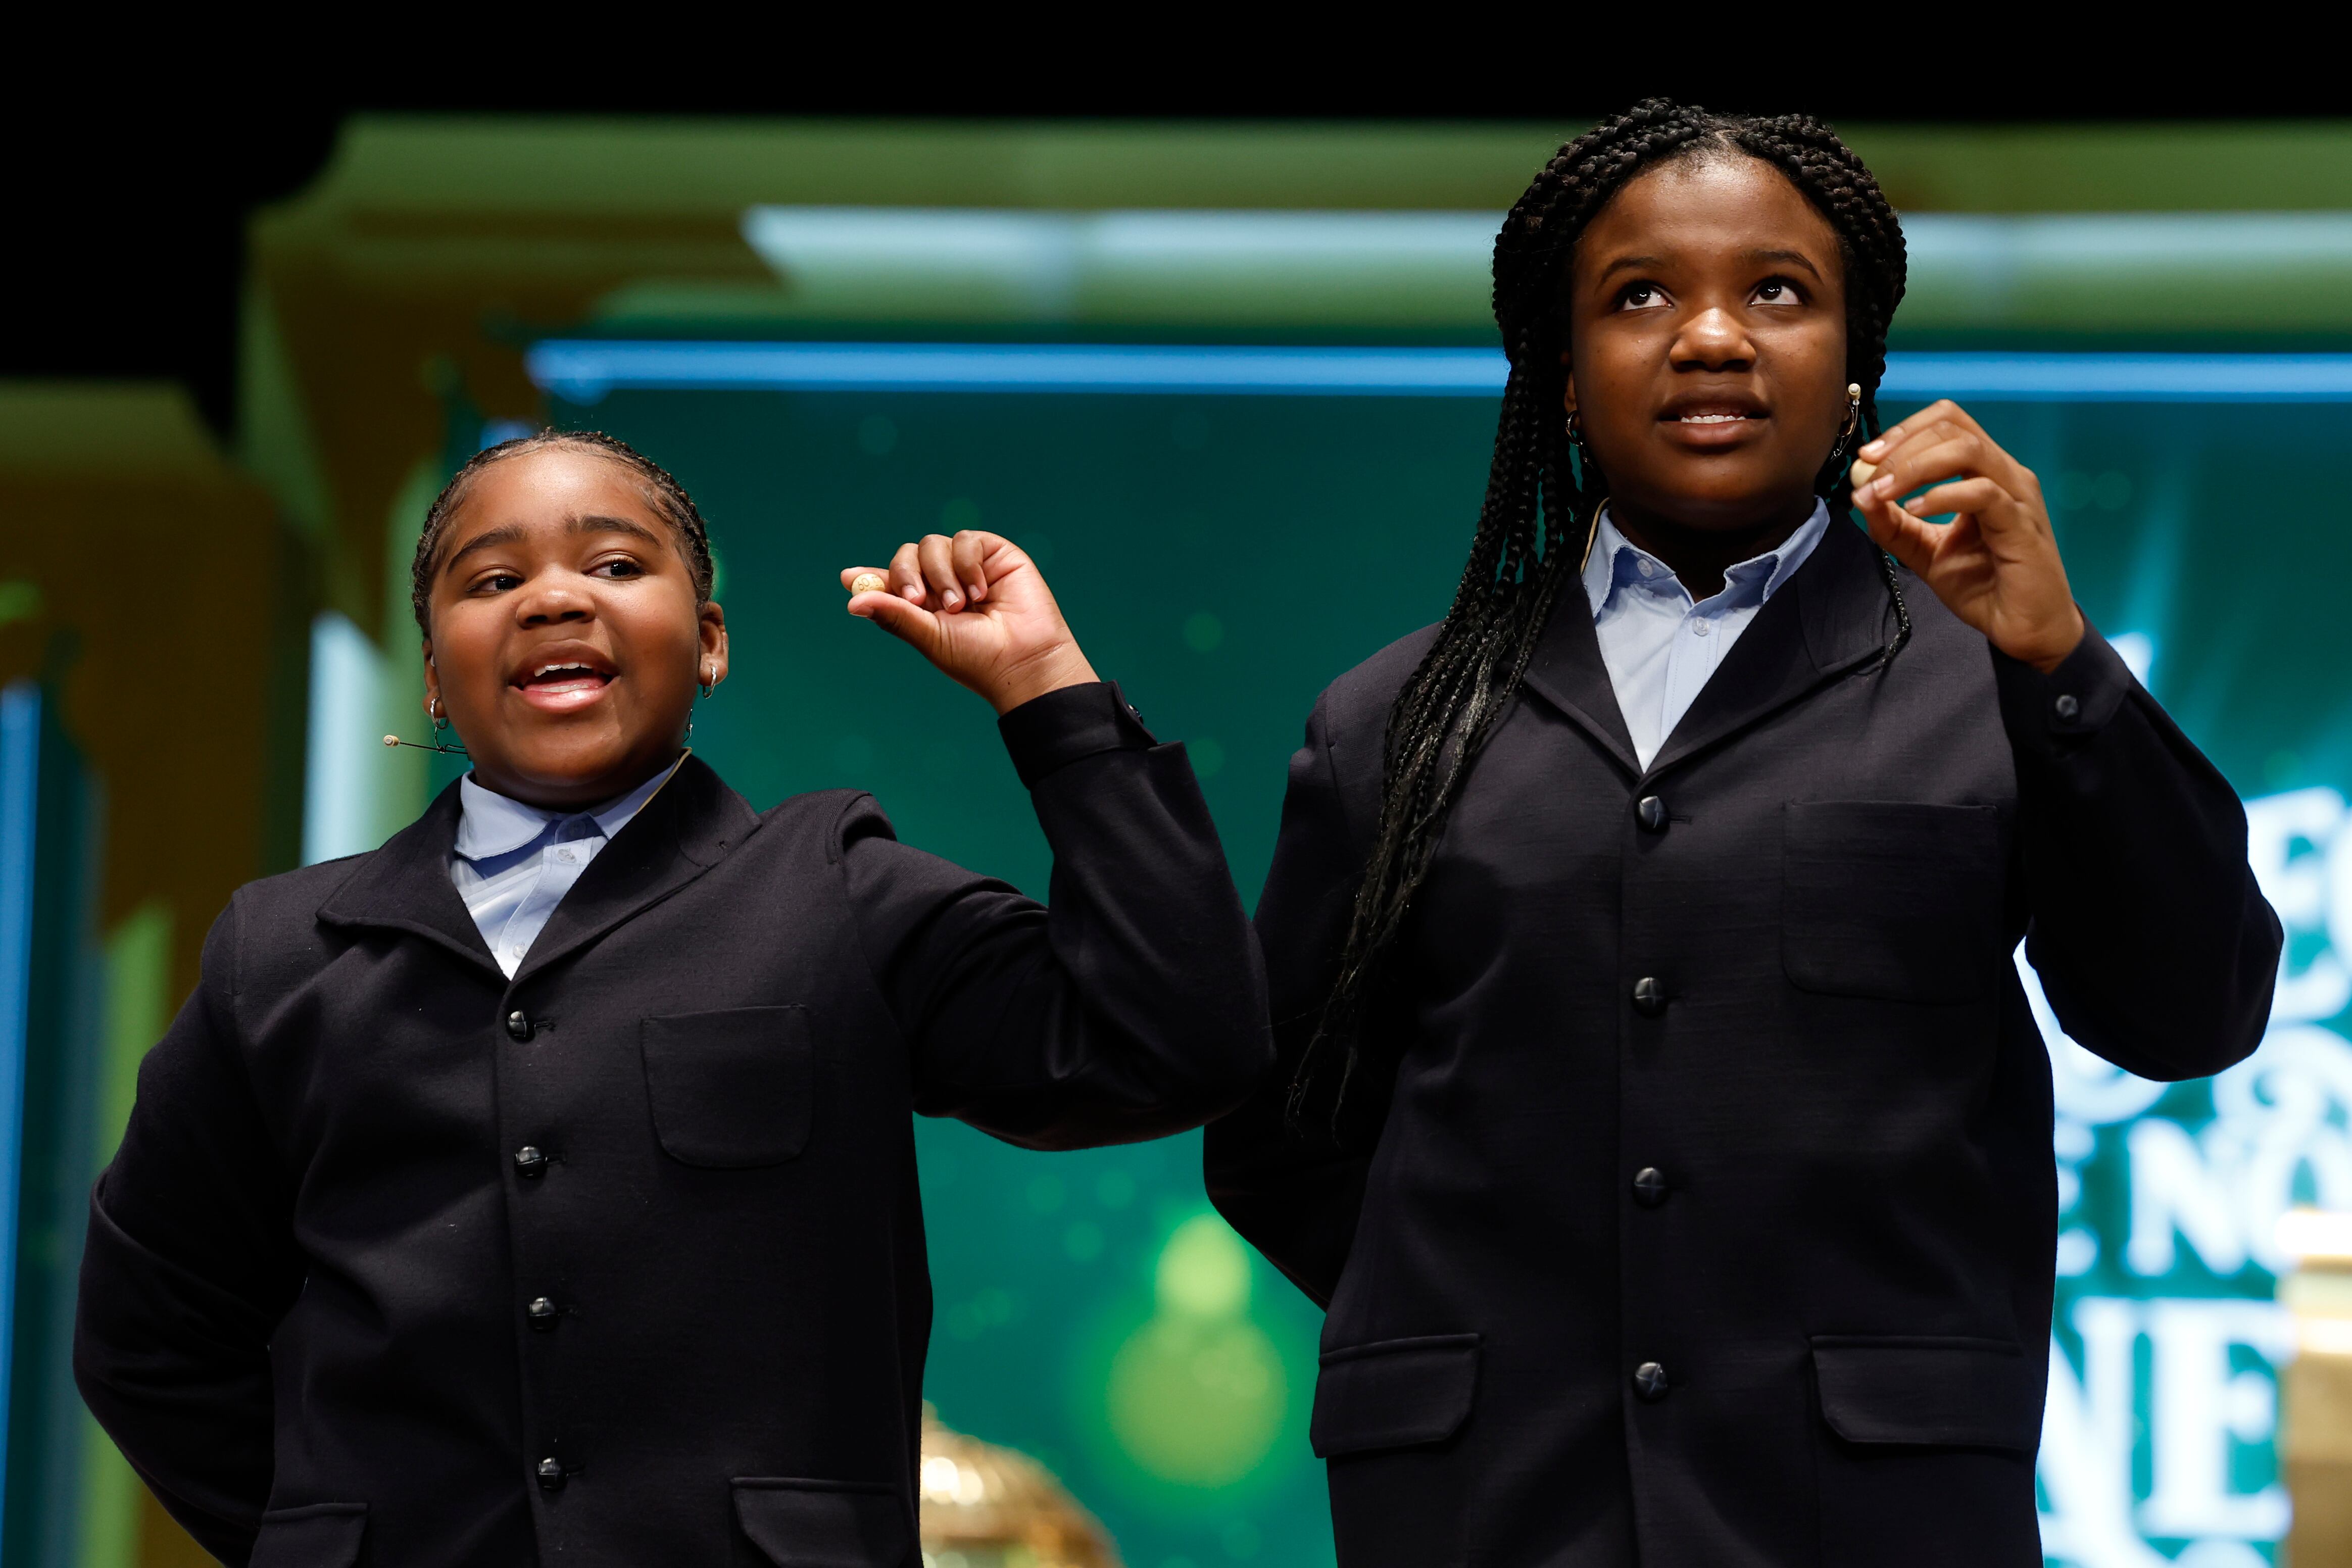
[514,572,595,627]
[1670,304,1754,373]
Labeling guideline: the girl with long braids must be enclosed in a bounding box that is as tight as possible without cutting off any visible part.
[1205,103,2279,1566]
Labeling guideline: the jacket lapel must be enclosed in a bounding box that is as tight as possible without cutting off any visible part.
[1642,518,1897,782]
[1518,583,1641,778]
[510,755,760,986]
[316,783,503,976]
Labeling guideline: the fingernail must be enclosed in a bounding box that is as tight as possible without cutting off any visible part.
[967,582,985,601]
[903,585,922,601]
[943,591,962,610]
[1858,439,1885,458]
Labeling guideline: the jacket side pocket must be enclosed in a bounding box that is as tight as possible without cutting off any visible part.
[249,1502,366,1568]
[1310,1332,1482,1458]
[732,1479,912,1567]
[642,1006,815,1168]
[1811,1334,2042,1452]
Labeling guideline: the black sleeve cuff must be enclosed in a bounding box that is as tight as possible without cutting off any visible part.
[1992,617,2136,755]
[997,681,1158,789]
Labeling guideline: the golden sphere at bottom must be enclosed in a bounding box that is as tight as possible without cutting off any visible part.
[920,1405,1121,1568]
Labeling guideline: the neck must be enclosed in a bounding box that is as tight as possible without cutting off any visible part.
[1607,493,1819,600]
[470,748,683,813]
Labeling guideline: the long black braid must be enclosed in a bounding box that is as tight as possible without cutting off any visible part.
[1289,101,1912,1146]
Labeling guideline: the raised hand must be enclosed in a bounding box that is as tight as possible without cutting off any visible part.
[841,530,1100,714]
[1850,399,2085,673]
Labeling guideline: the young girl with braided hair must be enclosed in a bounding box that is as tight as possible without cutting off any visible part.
[76,431,1266,1565]
[1205,102,2278,1566]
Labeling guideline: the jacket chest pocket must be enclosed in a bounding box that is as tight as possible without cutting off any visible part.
[1782,801,2001,1004]
[641,1006,815,1168]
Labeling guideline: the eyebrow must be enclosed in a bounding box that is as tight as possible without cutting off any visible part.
[444,513,666,573]
[1595,253,1669,284]
[1747,248,1825,280]
[1591,247,1828,288]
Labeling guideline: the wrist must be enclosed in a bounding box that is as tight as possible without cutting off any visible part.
[2022,606,2087,675]
[986,644,1101,715]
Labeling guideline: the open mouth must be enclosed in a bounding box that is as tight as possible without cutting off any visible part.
[1659,398,1768,443]
[512,655,616,713]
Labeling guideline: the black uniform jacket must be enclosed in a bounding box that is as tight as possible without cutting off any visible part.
[1204,520,2281,1568]
[76,683,1269,1568]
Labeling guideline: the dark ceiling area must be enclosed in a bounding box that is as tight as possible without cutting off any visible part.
[2,61,2337,440]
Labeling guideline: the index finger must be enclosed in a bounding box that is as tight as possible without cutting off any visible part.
[1858,399,1959,464]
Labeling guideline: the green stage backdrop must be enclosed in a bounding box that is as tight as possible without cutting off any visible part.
[546,374,2352,1568]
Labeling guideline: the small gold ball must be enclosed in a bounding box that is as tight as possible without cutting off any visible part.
[850,572,888,596]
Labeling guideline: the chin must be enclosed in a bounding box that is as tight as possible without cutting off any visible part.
[1646,469,1820,525]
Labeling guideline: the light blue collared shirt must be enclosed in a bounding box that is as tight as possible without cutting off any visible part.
[449,756,685,977]
[1581,501,1830,770]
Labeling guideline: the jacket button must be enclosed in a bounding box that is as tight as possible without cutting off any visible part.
[1631,976,1667,1016]
[506,1010,533,1041]
[527,1297,560,1330]
[1633,1361,1671,1401]
[2054,693,2081,721]
[1635,795,1668,833]
[514,1145,549,1179]
[536,1457,566,1491]
[1632,1167,1669,1207]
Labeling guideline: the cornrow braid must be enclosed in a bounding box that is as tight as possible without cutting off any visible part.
[1290,101,1911,1146]
[410,429,717,634]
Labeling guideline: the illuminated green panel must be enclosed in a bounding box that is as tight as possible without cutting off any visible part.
[558,375,2352,1566]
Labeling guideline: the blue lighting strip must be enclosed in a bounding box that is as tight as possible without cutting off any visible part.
[530,341,2352,404]
[1880,353,2352,402]
[0,682,39,1531]
[531,342,1512,402]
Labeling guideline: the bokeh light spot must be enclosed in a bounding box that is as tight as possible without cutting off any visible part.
[1156,1215,1250,1317]
[1106,1311,1286,1487]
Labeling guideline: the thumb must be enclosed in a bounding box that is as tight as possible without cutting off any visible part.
[850,593,944,658]
[1860,498,1938,578]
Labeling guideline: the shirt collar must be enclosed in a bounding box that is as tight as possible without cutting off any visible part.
[453,752,688,864]
[1580,500,1831,620]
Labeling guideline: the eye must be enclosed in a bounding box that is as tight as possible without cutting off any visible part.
[471,571,523,595]
[592,556,646,580]
[1752,277,1807,307]
[1614,282,1670,313]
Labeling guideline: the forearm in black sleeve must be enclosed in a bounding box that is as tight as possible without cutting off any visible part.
[1205,697,1375,1308]
[842,681,1270,1150]
[75,906,303,1565]
[2003,623,2283,1081]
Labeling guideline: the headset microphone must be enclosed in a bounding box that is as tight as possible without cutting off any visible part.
[382,735,469,756]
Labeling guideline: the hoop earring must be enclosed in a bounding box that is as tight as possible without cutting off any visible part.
[383,693,469,757]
